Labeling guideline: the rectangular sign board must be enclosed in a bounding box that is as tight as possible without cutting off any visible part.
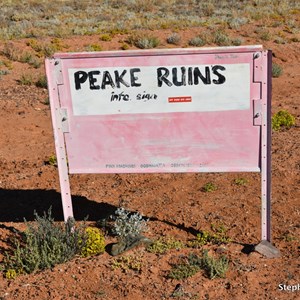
[46,46,265,175]
[46,46,277,256]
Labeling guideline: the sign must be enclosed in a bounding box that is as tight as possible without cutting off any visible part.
[69,64,250,115]
[46,46,279,257]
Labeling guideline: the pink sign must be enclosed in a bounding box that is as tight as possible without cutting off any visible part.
[46,46,278,257]
[46,47,263,174]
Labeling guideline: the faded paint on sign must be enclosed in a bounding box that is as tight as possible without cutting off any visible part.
[47,46,264,174]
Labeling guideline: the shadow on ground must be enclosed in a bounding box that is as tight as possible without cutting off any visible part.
[0,189,117,222]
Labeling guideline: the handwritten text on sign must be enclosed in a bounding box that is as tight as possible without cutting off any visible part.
[69,64,250,116]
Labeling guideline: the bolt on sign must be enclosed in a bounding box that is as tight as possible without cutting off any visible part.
[46,46,280,258]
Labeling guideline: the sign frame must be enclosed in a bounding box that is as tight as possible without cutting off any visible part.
[45,45,279,257]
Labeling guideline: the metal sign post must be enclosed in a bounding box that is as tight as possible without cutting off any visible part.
[45,45,280,257]
[254,51,280,258]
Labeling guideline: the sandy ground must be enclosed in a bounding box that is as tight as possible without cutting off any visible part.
[0,27,299,299]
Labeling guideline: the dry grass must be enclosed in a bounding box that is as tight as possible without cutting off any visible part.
[0,0,298,40]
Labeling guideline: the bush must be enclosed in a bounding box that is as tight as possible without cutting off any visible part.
[146,236,184,254]
[168,262,199,280]
[100,34,112,41]
[166,33,181,45]
[234,178,248,186]
[35,75,48,88]
[272,63,283,78]
[272,110,295,131]
[81,227,105,257]
[187,227,231,248]
[3,209,86,277]
[168,251,229,280]
[18,74,33,86]
[120,43,129,50]
[201,182,217,192]
[188,36,206,47]
[231,38,243,46]
[86,44,102,51]
[128,35,160,49]
[199,251,229,279]
[213,31,231,46]
[46,154,57,166]
[187,251,229,279]
[113,207,148,241]
[111,255,143,272]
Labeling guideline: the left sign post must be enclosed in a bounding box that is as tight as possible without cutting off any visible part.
[46,59,74,221]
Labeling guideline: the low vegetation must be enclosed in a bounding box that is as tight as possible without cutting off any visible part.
[146,236,184,254]
[112,207,148,242]
[166,33,181,45]
[272,110,296,131]
[80,227,106,257]
[168,251,229,280]
[0,0,298,41]
[111,255,143,273]
[127,34,160,49]
[234,178,248,186]
[46,154,57,166]
[2,209,105,278]
[201,182,217,192]
[188,224,231,248]
[272,63,283,78]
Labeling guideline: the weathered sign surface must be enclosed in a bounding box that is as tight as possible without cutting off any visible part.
[46,47,264,175]
[46,46,277,257]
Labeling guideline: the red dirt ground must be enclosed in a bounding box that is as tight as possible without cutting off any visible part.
[0,27,299,300]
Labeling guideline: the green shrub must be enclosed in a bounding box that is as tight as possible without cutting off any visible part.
[168,251,229,280]
[187,227,231,248]
[81,227,105,257]
[112,207,148,242]
[35,75,48,88]
[47,154,57,166]
[111,255,143,272]
[86,44,102,52]
[231,38,243,46]
[166,33,181,45]
[100,34,112,41]
[120,43,130,50]
[19,52,41,68]
[272,63,283,78]
[201,182,217,192]
[213,31,231,46]
[129,35,160,49]
[272,110,295,131]
[199,250,229,279]
[234,178,248,186]
[168,262,199,280]
[188,36,206,47]
[5,269,17,280]
[107,207,150,255]
[3,209,86,277]
[1,43,20,61]
[146,236,184,254]
[0,70,10,78]
[259,30,272,41]
[18,74,34,86]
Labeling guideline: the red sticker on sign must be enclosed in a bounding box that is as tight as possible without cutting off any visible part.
[168,96,192,103]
